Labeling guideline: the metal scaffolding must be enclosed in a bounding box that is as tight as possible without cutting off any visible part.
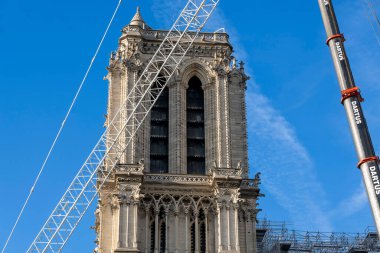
[257,219,380,253]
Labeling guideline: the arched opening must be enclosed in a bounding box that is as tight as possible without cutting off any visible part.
[199,222,206,253]
[150,219,155,253]
[199,209,206,253]
[186,76,205,175]
[150,76,169,173]
[191,221,196,253]
[159,220,166,253]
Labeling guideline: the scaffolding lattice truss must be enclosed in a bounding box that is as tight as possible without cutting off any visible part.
[26,1,219,253]
[257,220,380,253]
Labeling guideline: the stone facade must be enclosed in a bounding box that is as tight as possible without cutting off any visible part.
[94,8,262,253]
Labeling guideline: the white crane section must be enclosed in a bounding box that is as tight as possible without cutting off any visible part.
[26,0,220,252]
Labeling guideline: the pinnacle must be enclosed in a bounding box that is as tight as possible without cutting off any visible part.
[129,6,150,29]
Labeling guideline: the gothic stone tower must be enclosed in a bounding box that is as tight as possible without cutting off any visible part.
[94,8,262,253]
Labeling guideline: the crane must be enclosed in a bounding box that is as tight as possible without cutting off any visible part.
[318,0,380,237]
[26,0,219,252]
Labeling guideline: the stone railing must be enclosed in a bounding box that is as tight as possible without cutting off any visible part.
[212,167,242,178]
[144,174,212,185]
[115,164,144,174]
[240,179,258,189]
[121,26,229,43]
[240,172,261,189]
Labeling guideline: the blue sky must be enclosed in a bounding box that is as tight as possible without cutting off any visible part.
[0,0,379,252]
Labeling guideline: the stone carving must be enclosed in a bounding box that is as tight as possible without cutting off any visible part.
[213,167,243,177]
[144,174,212,184]
[116,163,144,174]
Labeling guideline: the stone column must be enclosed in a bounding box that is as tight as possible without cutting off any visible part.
[203,80,215,173]
[132,201,138,248]
[145,207,149,253]
[226,205,231,250]
[215,71,231,168]
[110,197,119,252]
[234,204,240,251]
[154,209,159,253]
[216,203,222,252]
[205,209,209,253]
[165,209,169,253]
[118,198,128,248]
[215,74,222,167]
[185,210,189,253]
[195,211,199,253]
[125,203,130,248]
[174,211,179,253]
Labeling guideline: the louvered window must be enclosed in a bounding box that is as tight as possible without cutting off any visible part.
[187,76,205,175]
[150,80,169,173]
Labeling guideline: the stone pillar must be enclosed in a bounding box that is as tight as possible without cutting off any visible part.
[215,74,222,167]
[174,211,179,253]
[216,203,222,252]
[165,209,168,253]
[234,204,240,251]
[226,205,231,250]
[205,209,209,253]
[125,203,130,248]
[195,211,199,253]
[185,211,189,253]
[215,71,231,168]
[145,207,149,253]
[154,209,159,253]
[203,79,216,173]
[132,201,138,248]
[118,198,128,248]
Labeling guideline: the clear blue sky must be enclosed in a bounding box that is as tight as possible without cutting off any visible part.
[0,0,379,252]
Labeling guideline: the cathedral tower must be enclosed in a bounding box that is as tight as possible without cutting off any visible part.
[95,8,262,253]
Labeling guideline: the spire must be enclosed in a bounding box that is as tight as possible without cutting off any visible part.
[129,6,150,29]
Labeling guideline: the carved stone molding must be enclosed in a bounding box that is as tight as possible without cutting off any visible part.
[144,174,212,185]
[213,167,242,178]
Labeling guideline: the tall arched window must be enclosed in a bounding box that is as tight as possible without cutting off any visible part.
[186,76,205,175]
[150,76,169,173]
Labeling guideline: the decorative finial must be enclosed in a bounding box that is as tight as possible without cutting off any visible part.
[128,6,151,29]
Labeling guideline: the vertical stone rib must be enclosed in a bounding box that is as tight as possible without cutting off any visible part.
[118,202,126,248]
[215,76,222,167]
[234,205,240,251]
[154,210,159,253]
[223,76,231,168]
[174,212,179,253]
[133,202,138,248]
[185,212,189,252]
[195,212,199,253]
[204,82,215,173]
[145,208,149,253]
[226,205,231,250]
[180,83,187,174]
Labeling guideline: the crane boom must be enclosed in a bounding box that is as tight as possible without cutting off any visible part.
[26,1,219,252]
[318,0,380,236]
